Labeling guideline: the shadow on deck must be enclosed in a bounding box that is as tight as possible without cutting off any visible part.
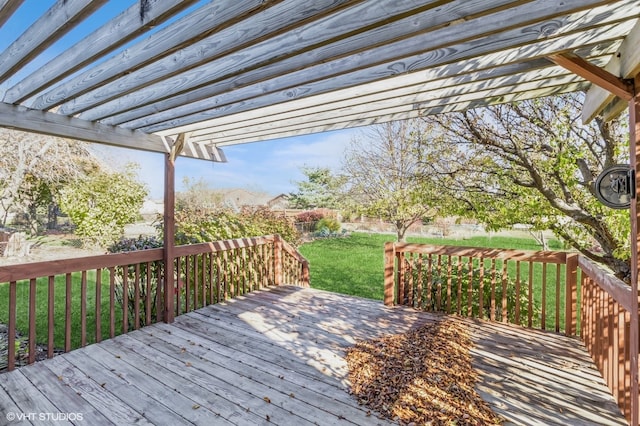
[0,286,628,425]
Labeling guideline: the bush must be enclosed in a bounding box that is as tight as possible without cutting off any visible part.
[406,262,539,327]
[171,207,300,246]
[315,217,341,233]
[107,235,163,328]
[295,210,325,223]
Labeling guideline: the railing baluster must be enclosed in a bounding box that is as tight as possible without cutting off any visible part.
[109,267,115,338]
[501,259,508,323]
[48,276,55,357]
[555,265,561,333]
[446,255,452,313]
[457,256,463,316]
[478,257,484,320]
[467,257,473,317]
[528,261,533,328]
[65,273,72,353]
[134,264,140,330]
[541,263,547,330]
[8,281,16,371]
[145,262,151,326]
[515,261,521,325]
[426,254,432,310]
[490,259,496,321]
[416,254,423,310]
[81,270,87,346]
[122,267,128,333]
[28,278,36,365]
[194,254,199,310]
[96,269,102,343]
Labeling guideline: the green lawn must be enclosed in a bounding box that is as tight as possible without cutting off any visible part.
[0,271,124,350]
[298,232,563,300]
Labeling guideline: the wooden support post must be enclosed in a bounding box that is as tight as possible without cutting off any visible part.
[629,74,640,426]
[565,253,578,336]
[384,242,395,305]
[273,234,282,286]
[163,152,176,323]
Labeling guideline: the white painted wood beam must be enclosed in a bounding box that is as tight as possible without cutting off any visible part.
[156,43,614,139]
[145,17,633,135]
[548,53,633,100]
[75,0,620,123]
[204,76,586,145]
[2,0,196,104]
[70,0,502,119]
[583,18,640,123]
[184,52,611,141]
[189,66,580,143]
[0,0,107,84]
[208,83,588,146]
[0,0,24,28]
[29,0,272,111]
[0,102,211,161]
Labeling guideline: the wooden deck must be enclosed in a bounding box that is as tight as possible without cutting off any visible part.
[0,286,628,425]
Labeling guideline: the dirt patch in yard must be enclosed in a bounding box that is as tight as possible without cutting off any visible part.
[346,317,502,425]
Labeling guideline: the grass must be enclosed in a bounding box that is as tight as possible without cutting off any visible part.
[298,232,563,300]
[0,271,124,351]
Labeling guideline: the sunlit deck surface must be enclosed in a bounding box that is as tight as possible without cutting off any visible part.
[0,286,628,425]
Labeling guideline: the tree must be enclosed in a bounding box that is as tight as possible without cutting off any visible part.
[0,128,99,232]
[342,120,435,242]
[421,93,630,279]
[59,165,147,247]
[176,177,223,212]
[289,167,346,209]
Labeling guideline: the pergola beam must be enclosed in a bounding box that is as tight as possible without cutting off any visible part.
[0,102,215,161]
[583,18,640,123]
[548,52,633,101]
[0,0,107,83]
[2,0,197,104]
[0,0,24,28]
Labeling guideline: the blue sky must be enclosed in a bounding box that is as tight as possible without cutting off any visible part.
[1,1,362,200]
[94,129,358,199]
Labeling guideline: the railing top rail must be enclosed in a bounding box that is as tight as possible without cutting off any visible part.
[281,238,309,265]
[0,235,289,283]
[391,242,568,264]
[0,248,164,283]
[172,235,276,257]
[577,255,635,313]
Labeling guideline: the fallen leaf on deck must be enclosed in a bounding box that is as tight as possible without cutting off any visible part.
[345,318,502,426]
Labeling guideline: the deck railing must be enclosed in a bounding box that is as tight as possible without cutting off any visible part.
[0,234,308,372]
[384,242,637,422]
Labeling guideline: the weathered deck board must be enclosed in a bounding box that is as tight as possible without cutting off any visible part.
[0,286,629,425]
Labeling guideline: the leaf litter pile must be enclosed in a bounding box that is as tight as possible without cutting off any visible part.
[345,318,502,425]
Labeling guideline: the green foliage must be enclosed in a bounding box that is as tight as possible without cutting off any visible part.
[298,232,560,301]
[315,217,341,233]
[173,206,300,245]
[289,167,346,209]
[107,236,164,329]
[59,165,147,248]
[413,263,538,326]
[423,93,631,278]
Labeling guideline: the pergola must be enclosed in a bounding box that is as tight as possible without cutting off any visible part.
[1,0,639,422]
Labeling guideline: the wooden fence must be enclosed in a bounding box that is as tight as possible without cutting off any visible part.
[384,242,637,422]
[0,234,308,372]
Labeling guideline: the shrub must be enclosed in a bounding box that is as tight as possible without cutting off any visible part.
[295,210,325,223]
[107,235,163,328]
[315,217,341,233]
[171,207,300,246]
[406,262,539,327]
